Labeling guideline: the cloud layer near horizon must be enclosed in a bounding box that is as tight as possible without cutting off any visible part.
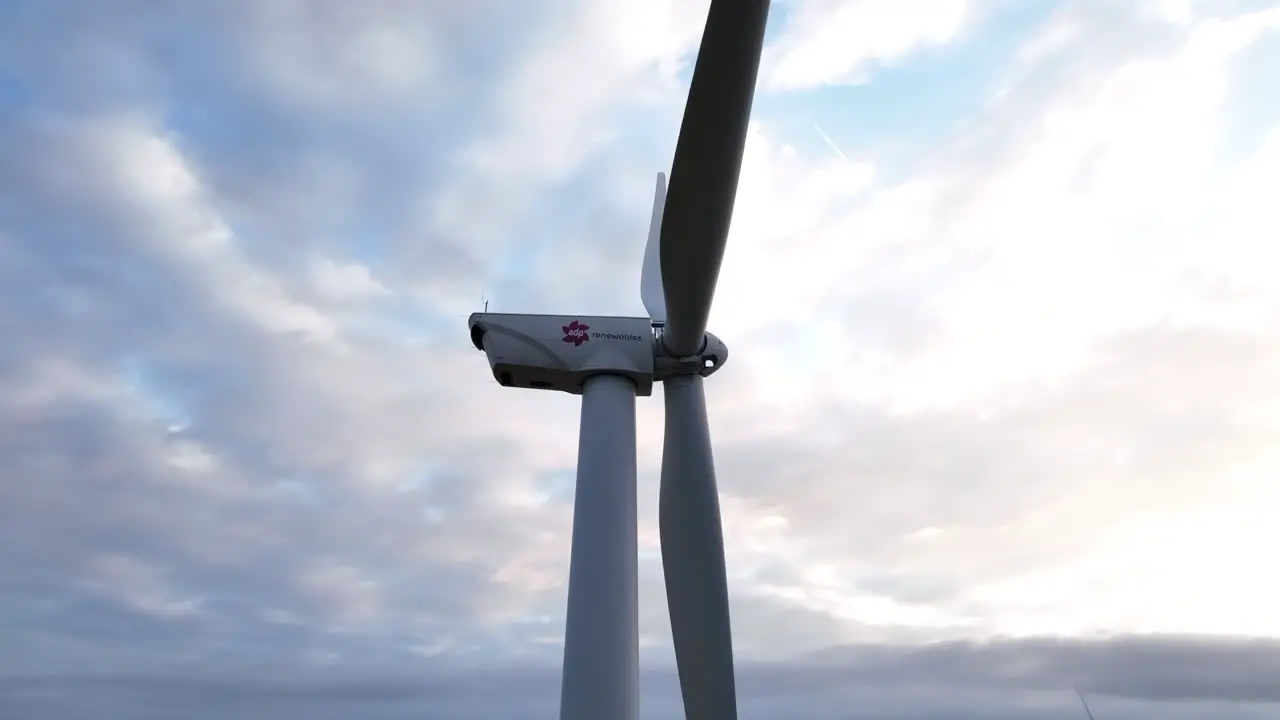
[3,0,1280,717]
[4,635,1280,719]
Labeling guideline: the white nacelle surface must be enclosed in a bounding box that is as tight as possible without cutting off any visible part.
[468,313,656,396]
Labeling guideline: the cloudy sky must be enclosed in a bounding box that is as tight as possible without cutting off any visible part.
[3,0,1280,717]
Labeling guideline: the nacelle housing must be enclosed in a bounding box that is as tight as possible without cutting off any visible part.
[468,313,656,396]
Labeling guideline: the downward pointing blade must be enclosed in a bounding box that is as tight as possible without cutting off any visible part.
[660,374,736,719]
[660,0,771,357]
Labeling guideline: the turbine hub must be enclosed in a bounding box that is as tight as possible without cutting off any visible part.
[653,329,729,381]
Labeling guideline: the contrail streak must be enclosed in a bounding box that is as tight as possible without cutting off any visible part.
[812,121,850,163]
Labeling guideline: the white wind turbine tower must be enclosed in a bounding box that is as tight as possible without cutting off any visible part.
[465,1,772,718]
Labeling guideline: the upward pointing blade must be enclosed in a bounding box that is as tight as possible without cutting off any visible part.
[659,0,771,358]
[641,172,668,324]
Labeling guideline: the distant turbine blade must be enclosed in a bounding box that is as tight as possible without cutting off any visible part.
[641,172,668,324]
[660,0,771,357]
[660,374,736,719]
[1075,686,1097,720]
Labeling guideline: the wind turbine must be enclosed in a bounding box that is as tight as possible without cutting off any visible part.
[465,1,772,718]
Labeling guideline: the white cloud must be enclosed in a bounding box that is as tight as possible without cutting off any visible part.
[309,258,391,301]
[687,2,1280,646]
[428,0,714,269]
[82,554,206,619]
[299,559,384,629]
[62,114,343,345]
[763,0,974,91]
[234,1,442,106]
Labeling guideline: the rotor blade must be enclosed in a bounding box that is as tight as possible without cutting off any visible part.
[660,374,736,719]
[641,172,668,324]
[659,0,771,357]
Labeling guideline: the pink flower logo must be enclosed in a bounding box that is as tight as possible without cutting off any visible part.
[562,320,590,346]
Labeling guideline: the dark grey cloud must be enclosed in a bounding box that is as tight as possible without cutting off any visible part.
[800,634,1280,704]
[2,634,1279,719]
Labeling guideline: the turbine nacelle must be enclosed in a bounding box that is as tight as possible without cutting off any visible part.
[467,312,728,397]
